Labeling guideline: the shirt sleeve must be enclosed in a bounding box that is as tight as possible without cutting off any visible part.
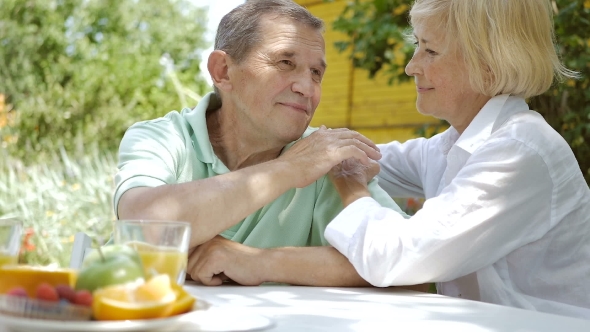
[310,176,409,246]
[325,137,554,287]
[377,133,444,197]
[113,116,187,217]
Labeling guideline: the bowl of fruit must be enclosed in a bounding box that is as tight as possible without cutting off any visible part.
[0,245,200,328]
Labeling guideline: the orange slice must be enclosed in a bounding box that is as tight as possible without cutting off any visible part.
[135,274,174,302]
[92,275,176,321]
[0,265,77,297]
[92,295,175,321]
[168,283,196,317]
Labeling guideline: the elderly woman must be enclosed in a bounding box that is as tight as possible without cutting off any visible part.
[324,0,590,319]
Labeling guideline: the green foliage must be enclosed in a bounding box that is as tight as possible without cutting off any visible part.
[332,0,414,84]
[529,1,590,182]
[331,0,590,183]
[0,147,116,267]
[0,0,210,162]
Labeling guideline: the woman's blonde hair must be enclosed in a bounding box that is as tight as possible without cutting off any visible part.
[409,0,578,98]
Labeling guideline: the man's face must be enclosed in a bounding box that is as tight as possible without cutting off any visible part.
[226,15,326,144]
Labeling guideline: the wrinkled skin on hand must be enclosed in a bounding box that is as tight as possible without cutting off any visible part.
[278,126,381,188]
[329,158,380,186]
[187,236,265,286]
[328,158,379,206]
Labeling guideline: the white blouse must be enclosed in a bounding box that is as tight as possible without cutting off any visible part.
[325,95,590,319]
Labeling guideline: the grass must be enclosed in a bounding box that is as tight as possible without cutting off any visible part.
[0,146,116,267]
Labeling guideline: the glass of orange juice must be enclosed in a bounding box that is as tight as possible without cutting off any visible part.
[114,220,190,285]
[0,218,22,267]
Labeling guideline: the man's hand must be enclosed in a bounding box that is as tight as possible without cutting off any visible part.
[279,126,381,188]
[187,236,266,286]
[328,158,378,207]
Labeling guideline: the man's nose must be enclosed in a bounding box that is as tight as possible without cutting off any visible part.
[291,71,315,97]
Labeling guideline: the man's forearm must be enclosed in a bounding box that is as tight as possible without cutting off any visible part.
[118,159,294,247]
[259,246,370,287]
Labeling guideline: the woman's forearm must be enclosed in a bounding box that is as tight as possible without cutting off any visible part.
[331,177,372,207]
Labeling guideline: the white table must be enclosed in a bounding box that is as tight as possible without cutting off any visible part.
[0,283,588,331]
[184,282,590,332]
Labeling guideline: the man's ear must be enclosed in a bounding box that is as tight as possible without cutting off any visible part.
[208,50,232,92]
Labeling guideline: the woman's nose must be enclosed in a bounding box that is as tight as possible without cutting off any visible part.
[405,55,419,77]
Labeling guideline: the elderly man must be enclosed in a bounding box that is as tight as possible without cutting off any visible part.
[114,0,406,286]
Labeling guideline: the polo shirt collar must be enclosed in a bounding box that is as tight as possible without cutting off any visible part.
[182,92,230,174]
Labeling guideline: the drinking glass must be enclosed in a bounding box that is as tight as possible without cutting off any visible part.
[0,218,22,267]
[114,220,190,285]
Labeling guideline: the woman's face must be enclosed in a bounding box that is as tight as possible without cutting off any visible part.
[405,19,490,133]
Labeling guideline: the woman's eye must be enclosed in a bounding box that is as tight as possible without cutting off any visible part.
[279,60,294,66]
[413,41,437,55]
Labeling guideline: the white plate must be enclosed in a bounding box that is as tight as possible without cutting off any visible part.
[175,307,274,332]
[1,299,273,332]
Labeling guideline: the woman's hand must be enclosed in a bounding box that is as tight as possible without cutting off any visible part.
[329,158,378,207]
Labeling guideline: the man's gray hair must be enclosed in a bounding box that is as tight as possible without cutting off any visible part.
[212,0,324,96]
[216,0,323,62]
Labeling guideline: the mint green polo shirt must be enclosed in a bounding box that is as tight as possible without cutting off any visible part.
[114,92,407,248]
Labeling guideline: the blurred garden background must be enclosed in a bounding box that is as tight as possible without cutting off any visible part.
[1,0,588,267]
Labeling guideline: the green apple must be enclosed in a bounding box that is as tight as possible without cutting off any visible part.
[81,244,143,268]
[75,247,145,292]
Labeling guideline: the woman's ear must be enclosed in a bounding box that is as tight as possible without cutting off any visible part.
[208,50,232,92]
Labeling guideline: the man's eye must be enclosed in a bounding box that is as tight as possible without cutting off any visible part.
[279,60,294,66]
[311,69,323,82]
[426,49,437,55]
